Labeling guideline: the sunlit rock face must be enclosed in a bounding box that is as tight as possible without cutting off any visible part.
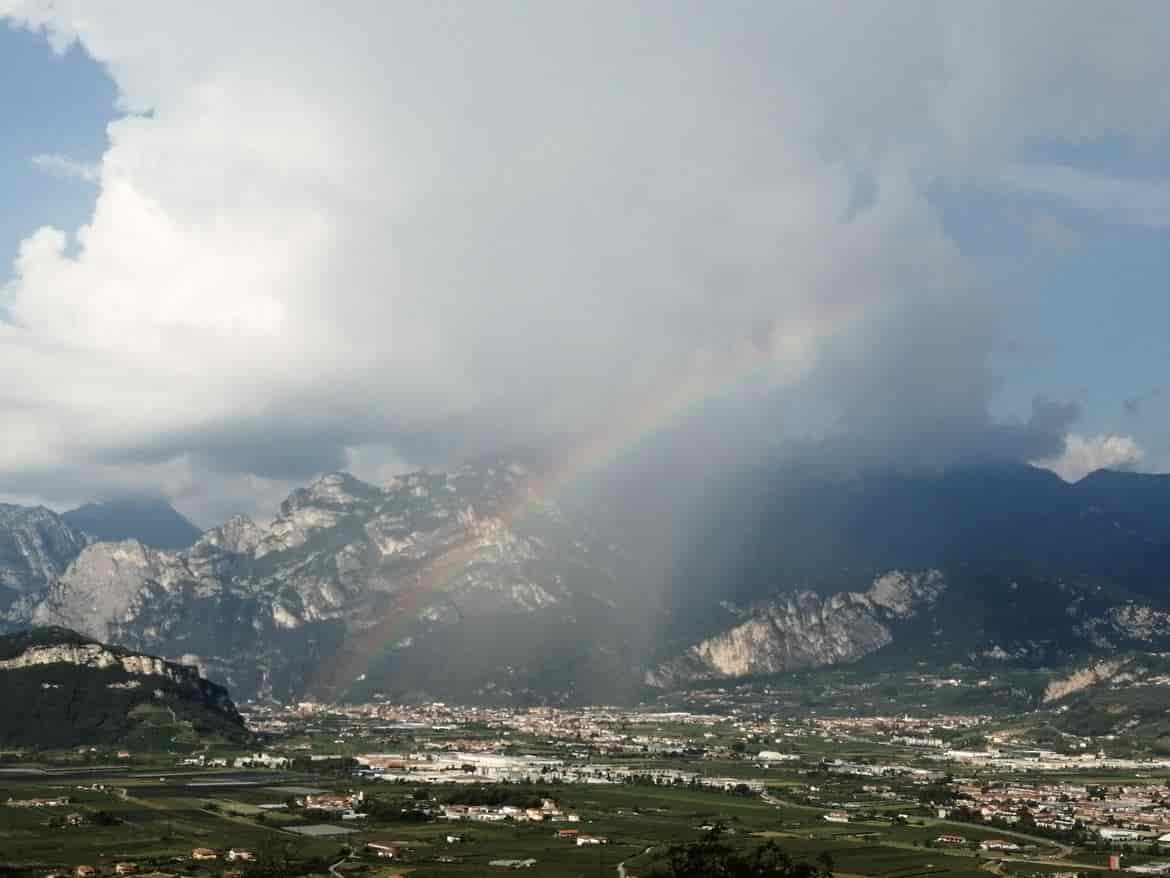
[0,504,88,597]
[0,639,195,684]
[647,570,946,686]
[1042,659,1125,704]
[9,460,628,702]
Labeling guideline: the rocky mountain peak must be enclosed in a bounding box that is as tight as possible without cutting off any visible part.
[196,514,265,557]
[285,471,382,513]
[866,569,946,617]
[0,503,89,596]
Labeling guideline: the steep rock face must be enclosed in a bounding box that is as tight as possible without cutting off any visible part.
[33,540,160,642]
[24,461,627,702]
[1069,602,1170,650]
[1101,604,1170,642]
[1043,659,1125,703]
[199,514,266,556]
[648,570,945,686]
[0,640,202,685]
[0,505,88,600]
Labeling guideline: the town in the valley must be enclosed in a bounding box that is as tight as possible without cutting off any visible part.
[7,673,1170,878]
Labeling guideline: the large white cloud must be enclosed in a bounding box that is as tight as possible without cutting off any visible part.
[1037,433,1146,482]
[3,1,1170,522]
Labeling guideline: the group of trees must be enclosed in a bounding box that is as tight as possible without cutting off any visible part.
[439,784,544,809]
[230,840,346,878]
[288,756,358,775]
[358,796,429,823]
[649,827,834,878]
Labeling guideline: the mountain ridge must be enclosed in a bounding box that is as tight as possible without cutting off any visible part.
[0,626,248,748]
[6,461,637,703]
[4,460,1170,704]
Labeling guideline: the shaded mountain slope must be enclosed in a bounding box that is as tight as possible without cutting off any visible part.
[64,497,201,550]
[0,626,248,748]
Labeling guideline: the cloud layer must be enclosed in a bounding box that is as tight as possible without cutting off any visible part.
[1039,433,1146,482]
[3,2,1170,523]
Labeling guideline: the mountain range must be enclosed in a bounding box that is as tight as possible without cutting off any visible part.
[3,459,1170,704]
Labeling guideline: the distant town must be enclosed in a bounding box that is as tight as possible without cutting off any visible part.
[10,683,1170,876]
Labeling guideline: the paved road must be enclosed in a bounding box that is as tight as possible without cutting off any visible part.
[617,845,654,877]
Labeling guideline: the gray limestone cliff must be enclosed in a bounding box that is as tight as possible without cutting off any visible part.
[0,504,89,599]
[647,570,946,687]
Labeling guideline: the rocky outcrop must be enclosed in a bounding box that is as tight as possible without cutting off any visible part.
[0,640,202,687]
[197,515,265,556]
[647,570,945,687]
[0,627,246,747]
[1074,602,1170,649]
[1043,659,1125,703]
[33,540,161,643]
[0,505,88,597]
[1105,604,1170,641]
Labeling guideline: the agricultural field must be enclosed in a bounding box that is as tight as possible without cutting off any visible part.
[4,687,1166,878]
[0,763,1101,878]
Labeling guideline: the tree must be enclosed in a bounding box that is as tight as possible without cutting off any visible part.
[651,826,833,877]
[243,839,298,878]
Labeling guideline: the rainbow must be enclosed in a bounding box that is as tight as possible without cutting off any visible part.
[321,337,811,696]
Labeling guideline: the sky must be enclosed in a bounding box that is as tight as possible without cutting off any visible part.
[2,2,1170,527]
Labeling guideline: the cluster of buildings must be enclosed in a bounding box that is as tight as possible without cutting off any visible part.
[357,750,563,783]
[58,849,255,878]
[354,748,765,793]
[821,757,945,781]
[441,797,580,824]
[231,752,292,769]
[177,754,229,768]
[932,834,1022,852]
[300,790,367,820]
[808,713,988,745]
[241,700,738,760]
[5,796,70,808]
[941,779,1170,843]
[63,863,137,878]
[936,747,1170,773]
[555,828,608,846]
